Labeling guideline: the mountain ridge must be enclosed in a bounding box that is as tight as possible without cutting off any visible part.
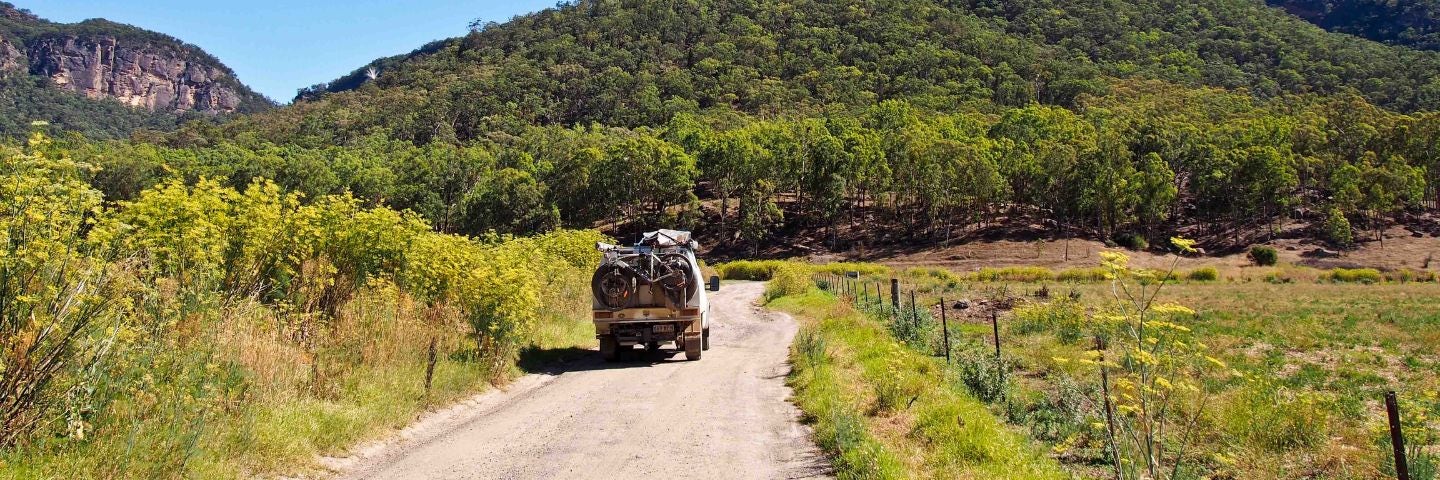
[0,2,272,138]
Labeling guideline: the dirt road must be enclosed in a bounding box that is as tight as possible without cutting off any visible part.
[330,281,831,480]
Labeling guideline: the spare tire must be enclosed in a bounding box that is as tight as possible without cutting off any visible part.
[591,262,635,310]
[657,254,698,308]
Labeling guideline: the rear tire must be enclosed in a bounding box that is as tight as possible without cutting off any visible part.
[600,336,619,362]
[684,334,702,361]
[702,327,710,351]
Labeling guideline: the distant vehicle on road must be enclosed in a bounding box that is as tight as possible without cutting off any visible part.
[591,229,717,361]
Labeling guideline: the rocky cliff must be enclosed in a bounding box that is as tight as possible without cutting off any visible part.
[26,35,245,113]
[0,35,20,71]
[0,2,269,128]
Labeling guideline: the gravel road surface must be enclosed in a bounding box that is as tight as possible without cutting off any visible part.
[330,281,831,480]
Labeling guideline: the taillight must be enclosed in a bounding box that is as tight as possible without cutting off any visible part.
[680,308,700,317]
[593,311,614,319]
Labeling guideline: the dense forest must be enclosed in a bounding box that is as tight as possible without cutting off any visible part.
[286,0,1440,132]
[1268,0,1440,50]
[73,80,1436,255]
[12,0,1440,255]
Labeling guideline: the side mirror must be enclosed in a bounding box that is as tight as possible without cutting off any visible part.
[709,275,721,291]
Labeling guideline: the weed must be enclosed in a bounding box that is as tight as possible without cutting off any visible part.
[954,345,1013,403]
[975,266,1056,282]
[1385,268,1436,283]
[1327,268,1383,283]
[886,303,938,351]
[1223,382,1330,452]
[764,263,814,301]
[1057,267,1108,282]
[716,259,787,280]
[1011,300,1085,344]
[1186,266,1220,281]
[796,328,829,371]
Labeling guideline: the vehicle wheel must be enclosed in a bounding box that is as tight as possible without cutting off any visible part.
[684,334,702,361]
[600,336,619,362]
[702,328,710,351]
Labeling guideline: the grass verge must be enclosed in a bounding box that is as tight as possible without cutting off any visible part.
[771,289,1066,479]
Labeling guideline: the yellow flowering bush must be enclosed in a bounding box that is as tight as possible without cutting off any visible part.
[0,134,126,448]
[2,135,609,471]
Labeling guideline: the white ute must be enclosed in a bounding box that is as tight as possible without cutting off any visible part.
[591,229,716,361]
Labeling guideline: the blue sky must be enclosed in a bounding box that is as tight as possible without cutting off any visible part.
[24,0,556,103]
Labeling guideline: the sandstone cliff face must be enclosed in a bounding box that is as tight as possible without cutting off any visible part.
[26,35,244,113]
[0,36,21,72]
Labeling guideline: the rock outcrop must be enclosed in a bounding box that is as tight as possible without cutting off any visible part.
[0,35,21,72]
[26,35,244,113]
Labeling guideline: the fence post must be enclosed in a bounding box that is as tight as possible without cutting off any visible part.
[890,278,900,311]
[909,290,919,327]
[1386,391,1410,480]
[991,310,1001,360]
[940,297,951,364]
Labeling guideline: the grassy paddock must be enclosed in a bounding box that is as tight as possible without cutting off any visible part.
[838,263,1440,479]
[894,263,1440,286]
[772,288,1066,479]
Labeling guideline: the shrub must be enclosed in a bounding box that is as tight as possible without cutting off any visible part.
[1326,268,1382,283]
[1385,268,1436,283]
[1325,208,1353,248]
[1011,300,1085,344]
[887,303,938,351]
[953,345,1013,403]
[1114,233,1149,251]
[812,261,890,278]
[904,267,963,287]
[1057,267,1108,282]
[716,259,787,280]
[1186,266,1220,281]
[1248,246,1279,266]
[0,135,125,448]
[1138,268,1179,282]
[764,263,813,301]
[974,266,1055,282]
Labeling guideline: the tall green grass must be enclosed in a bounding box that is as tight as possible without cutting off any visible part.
[772,289,1066,479]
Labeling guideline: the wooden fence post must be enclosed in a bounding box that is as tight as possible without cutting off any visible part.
[1386,391,1410,480]
[909,290,919,327]
[940,297,951,363]
[990,310,1001,360]
[890,278,900,312]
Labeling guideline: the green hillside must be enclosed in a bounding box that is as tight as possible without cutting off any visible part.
[265,0,1440,146]
[1267,0,1440,50]
[110,0,1432,255]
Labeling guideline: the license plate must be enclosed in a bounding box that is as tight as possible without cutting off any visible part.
[652,324,674,333]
